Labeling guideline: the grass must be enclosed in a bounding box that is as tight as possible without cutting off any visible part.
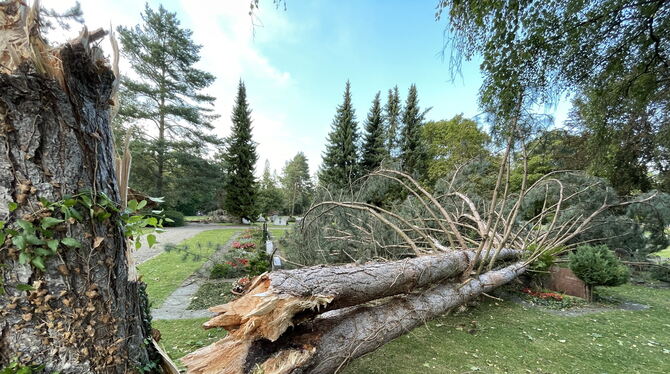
[343,284,670,373]
[138,229,238,307]
[153,318,227,366]
[269,228,289,239]
[151,283,670,372]
[184,215,209,222]
[653,247,670,258]
[187,280,236,310]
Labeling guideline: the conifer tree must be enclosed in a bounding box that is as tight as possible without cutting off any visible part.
[257,160,284,215]
[384,85,402,157]
[361,91,386,173]
[117,4,218,196]
[320,81,360,188]
[400,84,428,177]
[223,81,258,222]
[282,152,314,216]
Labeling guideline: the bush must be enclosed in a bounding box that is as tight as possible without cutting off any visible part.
[163,210,185,227]
[568,245,629,287]
[209,248,270,279]
[210,261,246,279]
[650,265,670,282]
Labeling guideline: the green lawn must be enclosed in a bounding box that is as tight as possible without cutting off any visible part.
[153,283,670,373]
[653,247,670,258]
[187,280,236,310]
[138,229,238,307]
[184,216,209,222]
[344,284,670,373]
[269,228,289,238]
[153,318,227,367]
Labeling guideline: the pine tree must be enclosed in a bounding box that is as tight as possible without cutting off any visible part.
[400,84,428,177]
[320,81,360,188]
[223,81,258,222]
[361,91,386,174]
[117,4,218,197]
[384,85,402,157]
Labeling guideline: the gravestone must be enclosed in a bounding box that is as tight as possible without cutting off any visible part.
[272,216,288,226]
[544,265,589,299]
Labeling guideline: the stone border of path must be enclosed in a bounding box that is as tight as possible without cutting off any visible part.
[151,231,242,320]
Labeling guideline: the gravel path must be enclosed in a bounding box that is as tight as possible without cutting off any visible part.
[133,223,251,264]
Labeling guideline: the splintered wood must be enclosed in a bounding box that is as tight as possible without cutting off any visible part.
[182,250,525,374]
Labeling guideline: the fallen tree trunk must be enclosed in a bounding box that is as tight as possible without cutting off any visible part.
[182,257,526,374]
[203,249,521,342]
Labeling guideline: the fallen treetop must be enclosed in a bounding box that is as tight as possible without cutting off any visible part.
[181,248,525,374]
[204,248,522,342]
[183,260,527,374]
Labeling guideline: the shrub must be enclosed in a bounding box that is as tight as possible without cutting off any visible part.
[650,265,670,282]
[569,245,629,288]
[247,250,271,276]
[210,261,247,279]
[163,210,185,227]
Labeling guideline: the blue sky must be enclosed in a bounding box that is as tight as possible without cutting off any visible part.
[54,0,569,175]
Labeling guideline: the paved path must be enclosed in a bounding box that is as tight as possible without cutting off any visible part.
[133,223,251,264]
[151,232,241,320]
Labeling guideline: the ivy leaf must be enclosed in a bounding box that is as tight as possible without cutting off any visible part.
[31,256,45,270]
[25,234,45,246]
[35,247,51,256]
[41,217,64,230]
[13,235,26,250]
[18,251,29,264]
[8,202,18,212]
[16,220,34,233]
[69,208,83,221]
[127,200,138,211]
[47,239,59,253]
[147,234,157,248]
[16,284,35,291]
[80,194,93,208]
[61,238,82,248]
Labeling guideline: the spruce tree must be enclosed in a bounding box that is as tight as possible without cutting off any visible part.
[361,91,386,174]
[400,84,428,177]
[223,81,258,222]
[117,4,218,197]
[384,85,402,157]
[320,81,360,188]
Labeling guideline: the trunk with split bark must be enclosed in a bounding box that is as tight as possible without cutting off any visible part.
[182,252,527,374]
[0,43,156,372]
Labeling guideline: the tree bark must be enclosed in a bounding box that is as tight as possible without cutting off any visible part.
[202,249,521,342]
[0,33,155,374]
[183,262,527,374]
